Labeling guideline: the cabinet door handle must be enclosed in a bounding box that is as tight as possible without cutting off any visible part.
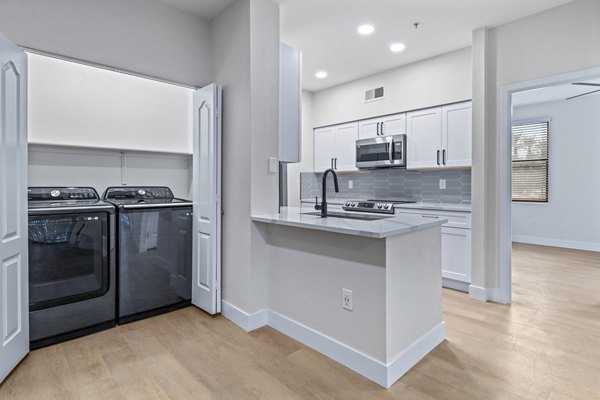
[437,150,441,166]
[443,149,447,165]
[376,122,380,136]
[331,158,334,169]
[381,122,385,135]
[334,158,338,170]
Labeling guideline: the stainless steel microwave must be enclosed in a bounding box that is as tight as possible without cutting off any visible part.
[355,134,406,169]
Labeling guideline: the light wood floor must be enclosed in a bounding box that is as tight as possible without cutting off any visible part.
[1,243,599,399]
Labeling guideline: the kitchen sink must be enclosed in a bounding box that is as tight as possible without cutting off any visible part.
[303,211,392,221]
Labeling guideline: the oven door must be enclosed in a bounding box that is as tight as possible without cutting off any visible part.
[28,212,109,311]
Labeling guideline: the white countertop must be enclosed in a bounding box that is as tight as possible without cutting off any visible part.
[252,207,447,239]
[301,198,471,213]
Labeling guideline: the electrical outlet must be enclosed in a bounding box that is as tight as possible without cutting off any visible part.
[439,179,446,190]
[348,180,354,189]
[342,288,353,311]
[530,218,536,226]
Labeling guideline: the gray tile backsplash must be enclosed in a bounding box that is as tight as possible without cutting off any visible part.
[300,169,471,204]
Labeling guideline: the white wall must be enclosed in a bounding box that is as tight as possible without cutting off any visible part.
[471,0,600,294]
[0,0,212,87]
[29,54,193,154]
[511,96,600,251]
[211,0,280,314]
[28,145,192,199]
[312,48,472,128]
[286,90,313,206]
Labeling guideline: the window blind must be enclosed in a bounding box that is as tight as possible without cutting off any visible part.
[512,121,549,202]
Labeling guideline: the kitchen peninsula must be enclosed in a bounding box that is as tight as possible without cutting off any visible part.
[252,207,447,387]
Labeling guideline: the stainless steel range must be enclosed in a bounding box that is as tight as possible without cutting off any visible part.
[342,199,416,214]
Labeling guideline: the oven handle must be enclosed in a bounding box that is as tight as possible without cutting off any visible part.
[388,141,394,162]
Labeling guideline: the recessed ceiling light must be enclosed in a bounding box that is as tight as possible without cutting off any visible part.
[390,43,406,53]
[357,25,375,35]
[315,71,328,79]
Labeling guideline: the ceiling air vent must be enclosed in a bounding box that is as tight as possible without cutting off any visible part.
[365,86,385,102]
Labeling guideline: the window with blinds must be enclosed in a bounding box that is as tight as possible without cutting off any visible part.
[512,121,549,202]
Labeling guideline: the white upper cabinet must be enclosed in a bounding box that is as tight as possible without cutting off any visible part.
[335,123,359,171]
[28,53,193,154]
[407,101,471,169]
[358,113,406,139]
[406,107,443,169]
[358,118,379,139]
[279,43,302,163]
[314,126,336,171]
[314,122,358,172]
[442,102,472,168]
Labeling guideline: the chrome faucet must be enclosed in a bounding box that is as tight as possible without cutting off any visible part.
[314,168,339,217]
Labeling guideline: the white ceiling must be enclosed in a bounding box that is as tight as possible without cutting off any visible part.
[513,78,600,107]
[279,0,576,91]
[157,0,235,20]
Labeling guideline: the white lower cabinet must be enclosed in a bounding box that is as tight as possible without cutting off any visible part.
[395,208,471,291]
[441,226,471,284]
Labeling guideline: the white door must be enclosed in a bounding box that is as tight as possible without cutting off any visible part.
[380,113,406,136]
[314,126,335,171]
[406,107,442,169]
[442,102,472,168]
[191,84,222,315]
[0,33,29,383]
[334,122,358,171]
[358,117,380,139]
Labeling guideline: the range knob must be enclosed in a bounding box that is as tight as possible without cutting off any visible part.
[377,204,383,209]
[50,189,61,198]
[345,202,350,207]
[383,204,390,209]
[138,189,146,196]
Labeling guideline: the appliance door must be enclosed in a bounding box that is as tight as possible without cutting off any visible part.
[28,212,109,311]
[118,206,192,319]
[356,135,406,168]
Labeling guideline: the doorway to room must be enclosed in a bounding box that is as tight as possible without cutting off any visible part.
[499,66,600,303]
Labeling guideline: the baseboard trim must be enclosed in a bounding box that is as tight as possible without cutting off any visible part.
[512,235,600,252]
[385,322,445,387]
[221,303,445,388]
[442,277,469,292]
[220,301,268,332]
[469,285,505,303]
[268,310,389,387]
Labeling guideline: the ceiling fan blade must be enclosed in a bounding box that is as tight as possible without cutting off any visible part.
[566,88,600,100]
[572,82,600,87]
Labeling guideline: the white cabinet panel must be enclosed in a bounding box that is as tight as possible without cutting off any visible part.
[395,208,471,287]
[314,123,357,172]
[358,118,380,139]
[334,122,358,171]
[314,126,336,171]
[442,102,472,168]
[279,43,302,163]
[407,102,471,170]
[380,113,406,136]
[394,208,471,229]
[406,107,442,169]
[358,113,405,139]
[441,227,471,283]
[28,53,193,154]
